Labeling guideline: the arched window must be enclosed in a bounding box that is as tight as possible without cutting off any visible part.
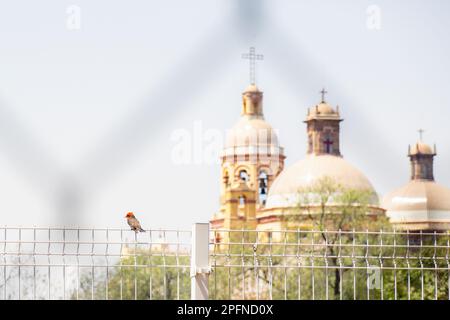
[238,195,246,206]
[323,133,333,154]
[239,170,249,182]
[258,171,268,205]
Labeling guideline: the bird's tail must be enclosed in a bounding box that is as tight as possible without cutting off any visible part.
[139,228,146,232]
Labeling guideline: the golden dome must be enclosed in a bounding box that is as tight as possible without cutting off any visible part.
[409,142,435,155]
[265,154,378,208]
[222,85,284,158]
[306,102,341,121]
[316,102,335,114]
[382,181,450,230]
[243,84,261,93]
[224,116,280,149]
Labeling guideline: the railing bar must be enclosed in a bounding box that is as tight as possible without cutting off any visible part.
[3,228,6,300]
[63,228,66,300]
[119,229,123,301]
[18,228,21,300]
[33,228,36,300]
[76,229,80,300]
[176,230,180,300]
[106,229,109,301]
[47,228,51,300]
[134,232,138,300]
[149,230,153,300]
[91,229,95,300]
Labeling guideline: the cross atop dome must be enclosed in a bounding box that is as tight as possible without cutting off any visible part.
[418,128,425,141]
[242,47,264,85]
[320,88,328,103]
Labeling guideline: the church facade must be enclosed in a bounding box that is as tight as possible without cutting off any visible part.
[210,82,450,238]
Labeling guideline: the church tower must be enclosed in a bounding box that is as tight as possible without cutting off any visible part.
[408,136,436,181]
[304,89,342,156]
[210,48,285,242]
[383,132,450,231]
[210,84,285,239]
[259,89,384,235]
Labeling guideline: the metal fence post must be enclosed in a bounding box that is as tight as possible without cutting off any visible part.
[191,223,210,300]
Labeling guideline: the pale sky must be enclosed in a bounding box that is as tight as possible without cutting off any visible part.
[0,0,449,229]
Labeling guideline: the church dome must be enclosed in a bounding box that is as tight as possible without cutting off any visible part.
[383,138,450,230]
[244,84,260,93]
[315,102,335,115]
[383,181,450,213]
[409,142,434,155]
[222,84,284,158]
[382,181,450,230]
[306,102,340,121]
[225,116,279,149]
[265,154,379,208]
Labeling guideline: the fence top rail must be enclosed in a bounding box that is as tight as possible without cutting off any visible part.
[211,228,450,237]
[0,226,191,233]
[1,226,449,236]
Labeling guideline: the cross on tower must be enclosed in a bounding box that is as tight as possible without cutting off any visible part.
[418,128,425,141]
[323,137,333,153]
[242,47,264,85]
[320,88,328,102]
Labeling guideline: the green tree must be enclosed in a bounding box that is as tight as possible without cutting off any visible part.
[73,251,190,300]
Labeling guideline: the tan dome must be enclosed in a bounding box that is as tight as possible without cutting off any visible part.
[315,102,335,114]
[266,154,378,208]
[306,102,340,121]
[243,84,261,93]
[225,116,279,149]
[409,142,434,155]
[382,181,450,227]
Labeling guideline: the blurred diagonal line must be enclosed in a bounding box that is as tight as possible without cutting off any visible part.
[0,101,63,192]
[0,101,82,224]
[77,0,269,193]
[76,21,241,194]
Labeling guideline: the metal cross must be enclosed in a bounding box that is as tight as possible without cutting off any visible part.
[242,47,264,85]
[323,137,333,153]
[418,128,425,141]
[320,88,328,102]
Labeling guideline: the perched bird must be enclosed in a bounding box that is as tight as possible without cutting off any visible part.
[125,212,146,233]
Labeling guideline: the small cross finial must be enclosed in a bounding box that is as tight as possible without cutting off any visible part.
[320,88,328,102]
[418,128,425,141]
[242,47,264,85]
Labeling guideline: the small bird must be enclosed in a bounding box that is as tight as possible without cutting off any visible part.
[125,212,146,233]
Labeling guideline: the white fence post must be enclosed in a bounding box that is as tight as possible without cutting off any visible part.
[191,223,210,300]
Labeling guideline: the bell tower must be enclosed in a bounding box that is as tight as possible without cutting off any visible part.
[408,131,436,181]
[304,89,343,157]
[212,84,285,224]
[210,48,285,242]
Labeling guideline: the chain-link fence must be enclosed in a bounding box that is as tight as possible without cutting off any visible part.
[1,225,450,300]
[0,226,191,300]
[210,229,450,300]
